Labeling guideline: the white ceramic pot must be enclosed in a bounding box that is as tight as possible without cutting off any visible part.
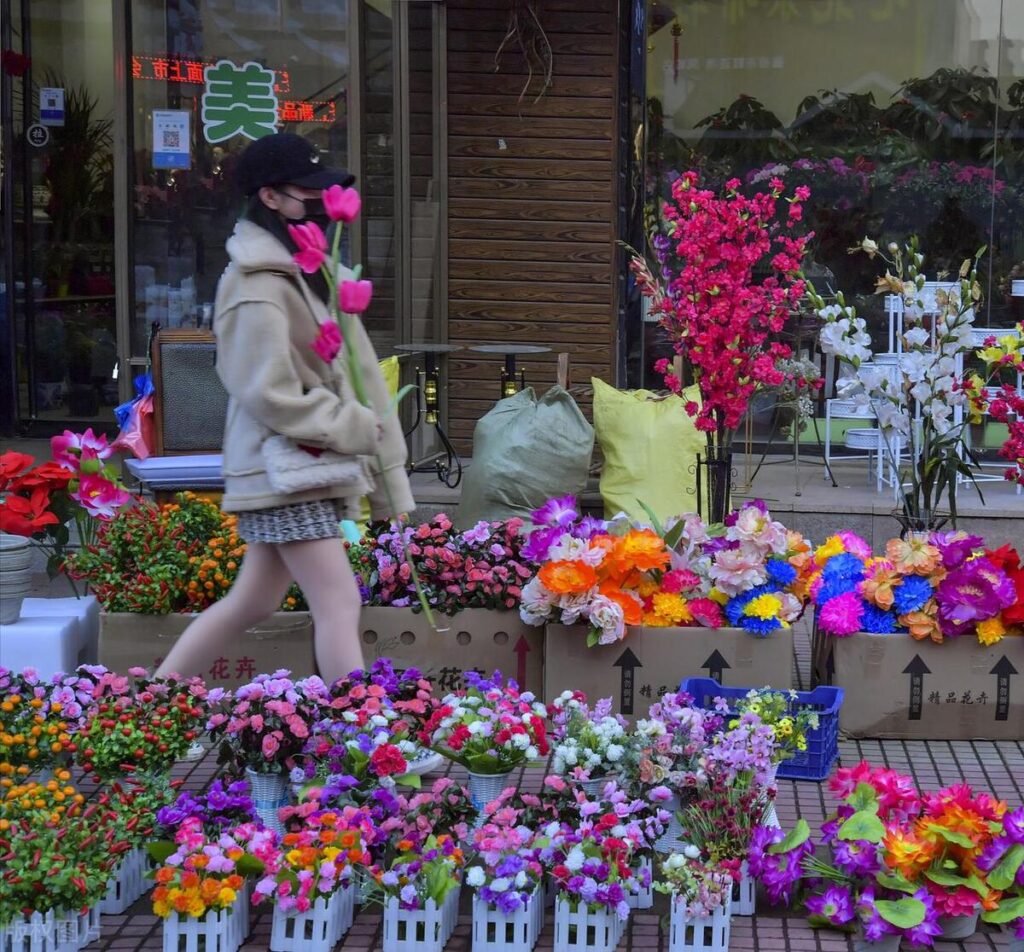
[0,534,33,625]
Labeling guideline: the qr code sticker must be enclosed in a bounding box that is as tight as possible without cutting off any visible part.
[163,130,180,149]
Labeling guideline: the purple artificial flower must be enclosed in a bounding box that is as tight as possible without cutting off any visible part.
[806,885,855,926]
[1004,806,1024,844]
[929,531,983,570]
[935,556,1016,637]
[747,825,785,879]
[831,838,881,878]
[521,526,562,564]
[573,516,608,541]
[904,888,942,946]
[531,495,579,529]
[461,521,492,545]
[856,887,899,941]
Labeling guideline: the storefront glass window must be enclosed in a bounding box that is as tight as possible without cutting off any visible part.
[129,0,352,355]
[643,0,1024,373]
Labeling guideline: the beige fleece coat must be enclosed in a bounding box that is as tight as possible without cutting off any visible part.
[213,219,415,519]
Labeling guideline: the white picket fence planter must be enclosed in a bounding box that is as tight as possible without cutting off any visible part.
[627,856,653,911]
[382,884,461,952]
[731,862,755,917]
[161,886,250,952]
[52,911,79,952]
[0,912,57,952]
[656,793,689,854]
[269,886,354,952]
[668,895,732,952]
[552,896,626,952]
[75,906,101,947]
[102,847,148,914]
[471,884,544,952]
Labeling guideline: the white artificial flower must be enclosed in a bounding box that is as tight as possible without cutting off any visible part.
[587,596,626,645]
[606,744,625,763]
[565,847,586,872]
[466,867,486,888]
[526,745,538,760]
[491,878,510,893]
[684,844,701,860]
[515,871,528,888]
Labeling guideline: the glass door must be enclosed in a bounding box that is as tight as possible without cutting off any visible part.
[2,0,118,430]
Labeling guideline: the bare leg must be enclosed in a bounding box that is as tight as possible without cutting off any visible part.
[155,543,292,679]
[276,537,365,685]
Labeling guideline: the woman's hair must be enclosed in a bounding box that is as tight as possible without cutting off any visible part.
[242,193,330,304]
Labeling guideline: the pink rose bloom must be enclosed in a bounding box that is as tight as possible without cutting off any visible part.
[709,548,768,597]
[249,714,264,733]
[262,734,281,759]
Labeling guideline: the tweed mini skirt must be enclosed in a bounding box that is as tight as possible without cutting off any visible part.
[236,499,341,544]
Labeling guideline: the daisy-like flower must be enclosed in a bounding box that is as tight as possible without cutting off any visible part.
[885,537,941,576]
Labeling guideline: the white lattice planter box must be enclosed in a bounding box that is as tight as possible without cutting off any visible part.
[76,906,101,947]
[52,911,80,952]
[161,889,249,952]
[731,862,755,917]
[552,896,626,952]
[472,884,544,952]
[0,912,57,952]
[269,887,354,952]
[627,857,653,910]
[668,896,732,952]
[382,885,461,952]
[102,847,147,914]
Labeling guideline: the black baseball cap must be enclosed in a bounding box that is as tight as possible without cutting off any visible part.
[235,133,355,196]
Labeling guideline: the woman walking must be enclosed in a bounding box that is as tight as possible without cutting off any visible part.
[157,133,413,684]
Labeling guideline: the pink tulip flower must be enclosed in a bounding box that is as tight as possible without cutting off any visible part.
[311,320,343,363]
[339,279,373,314]
[322,185,361,223]
[288,221,328,274]
[71,474,132,520]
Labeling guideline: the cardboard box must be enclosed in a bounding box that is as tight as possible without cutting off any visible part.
[543,624,794,720]
[99,612,315,688]
[812,628,1024,740]
[359,608,544,696]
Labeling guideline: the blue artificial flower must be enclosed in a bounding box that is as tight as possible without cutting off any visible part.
[892,575,933,615]
[860,603,900,634]
[822,553,866,584]
[765,558,797,587]
[725,584,785,637]
[815,576,860,605]
[741,614,784,637]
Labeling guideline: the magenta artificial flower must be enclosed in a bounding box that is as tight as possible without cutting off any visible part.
[531,495,579,529]
[805,885,855,927]
[322,184,361,223]
[929,531,983,570]
[311,320,343,363]
[818,591,864,636]
[71,474,132,520]
[935,556,1016,637]
[339,279,373,313]
[288,221,328,273]
[51,428,113,471]
[661,569,701,594]
[836,531,872,560]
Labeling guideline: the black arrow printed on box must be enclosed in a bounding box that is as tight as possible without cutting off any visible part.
[990,655,1018,722]
[702,649,731,683]
[613,648,642,716]
[903,654,931,722]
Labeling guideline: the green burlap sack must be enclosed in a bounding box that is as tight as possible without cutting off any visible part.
[592,377,705,523]
[456,385,594,528]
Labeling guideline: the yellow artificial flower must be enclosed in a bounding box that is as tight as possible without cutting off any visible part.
[651,593,692,626]
[744,592,784,621]
[814,536,845,565]
[976,616,1006,646]
[709,587,729,606]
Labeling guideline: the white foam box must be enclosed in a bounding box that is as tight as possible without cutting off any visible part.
[0,614,79,677]
[20,596,100,665]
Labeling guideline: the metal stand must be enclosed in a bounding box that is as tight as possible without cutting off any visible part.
[394,344,463,489]
[468,343,552,398]
[746,404,839,494]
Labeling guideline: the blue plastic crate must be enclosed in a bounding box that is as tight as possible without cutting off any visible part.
[679,678,844,782]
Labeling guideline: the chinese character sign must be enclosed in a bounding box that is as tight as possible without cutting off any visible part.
[201,60,279,144]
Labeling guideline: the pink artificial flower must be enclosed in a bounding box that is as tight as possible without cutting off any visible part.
[818,591,864,636]
[288,221,328,274]
[51,428,113,471]
[71,474,131,520]
[262,733,281,759]
[708,548,767,597]
[322,185,361,223]
[837,531,872,560]
[311,320,343,362]
[339,279,373,314]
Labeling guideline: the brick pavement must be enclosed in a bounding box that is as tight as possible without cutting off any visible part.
[78,623,1022,951]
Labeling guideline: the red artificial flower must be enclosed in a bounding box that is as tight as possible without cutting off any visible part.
[0,50,30,77]
[446,723,471,752]
[15,461,74,489]
[0,451,34,488]
[369,743,408,777]
[0,486,59,536]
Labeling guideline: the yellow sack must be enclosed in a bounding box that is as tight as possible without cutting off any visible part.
[353,357,401,528]
[592,376,705,523]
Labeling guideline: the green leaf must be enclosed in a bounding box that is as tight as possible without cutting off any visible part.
[395,772,422,790]
[848,783,880,813]
[636,500,664,537]
[388,384,417,413]
[235,855,265,877]
[923,866,985,896]
[586,629,600,648]
[875,898,926,929]
[146,841,177,864]
[874,870,918,895]
[981,896,1024,925]
[768,819,810,855]
[988,843,1024,891]
[921,822,975,849]
[838,810,885,844]
[663,520,687,550]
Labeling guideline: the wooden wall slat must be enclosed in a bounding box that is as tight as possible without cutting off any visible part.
[447,0,618,453]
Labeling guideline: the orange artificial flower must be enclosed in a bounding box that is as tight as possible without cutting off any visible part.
[598,581,643,626]
[616,529,671,573]
[900,605,942,643]
[861,566,901,610]
[538,560,598,595]
[885,538,941,577]
[883,827,936,880]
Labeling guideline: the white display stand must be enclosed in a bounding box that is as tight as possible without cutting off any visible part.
[382,886,461,952]
[668,896,732,952]
[731,861,755,917]
[627,856,653,910]
[471,884,544,952]
[0,911,57,952]
[20,596,100,667]
[552,897,626,952]
[0,614,78,680]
